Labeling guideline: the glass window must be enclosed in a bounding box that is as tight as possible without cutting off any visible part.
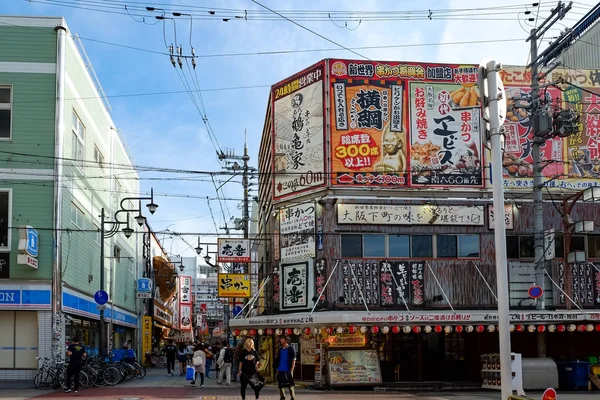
[388,235,410,257]
[412,235,432,258]
[70,203,84,229]
[363,235,385,257]
[94,146,104,170]
[458,235,480,258]
[554,235,564,259]
[72,112,85,167]
[0,86,12,139]
[94,225,101,245]
[437,236,457,258]
[571,236,585,252]
[506,236,519,258]
[589,236,600,258]
[519,236,534,258]
[341,235,362,258]
[0,191,9,249]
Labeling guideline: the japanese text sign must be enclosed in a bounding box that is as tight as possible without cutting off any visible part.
[280,202,316,261]
[179,276,192,304]
[179,304,192,331]
[272,61,326,199]
[487,204,514,230]
[217,273,251,298]
[217,238,250,263]
[280,260,314,311]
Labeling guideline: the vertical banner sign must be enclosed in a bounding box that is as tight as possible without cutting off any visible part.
[272,61,326,200]
[223,303,230,332]
[356,261,365,305]
[180,304,192,331]
[394,261,411,307]
[410,262,425,306]
[142,316,152,360]
[280,202,316,262]
[364,261,372,305]
[272,265,281,312]
[370,262,380,305]
[349,261,358,305]
[314,259,326,302]
[217,238,250,263]
[342,262,350,306]
[570,262,597,307]
[179,276,191,304]
[558,263,566,305]
[409,77,483,186]
[280,260,314,311]
[380,261,394,306]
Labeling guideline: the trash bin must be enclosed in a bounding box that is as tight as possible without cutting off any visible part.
[557,361,590,390]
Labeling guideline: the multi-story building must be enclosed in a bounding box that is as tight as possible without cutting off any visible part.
[231,56,600,386]
[0,15,142,379]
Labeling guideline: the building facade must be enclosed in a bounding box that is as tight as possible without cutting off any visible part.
[0,15,141,379]
[231,58,600,385]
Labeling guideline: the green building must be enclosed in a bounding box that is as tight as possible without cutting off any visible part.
[0,15,142,380]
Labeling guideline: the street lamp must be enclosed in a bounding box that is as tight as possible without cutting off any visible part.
[99,188,158,357]
[195,237,203,256]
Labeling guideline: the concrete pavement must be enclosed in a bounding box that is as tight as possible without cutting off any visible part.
[2,367,599,400]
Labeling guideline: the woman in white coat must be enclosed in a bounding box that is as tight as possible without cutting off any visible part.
[191,343,206,387]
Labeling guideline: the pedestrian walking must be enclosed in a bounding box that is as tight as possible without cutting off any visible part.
[217,340,233,385]
[190,343,206,387]
[178,342,188,375]
[237,338,264,400]
[64,337,86,393]
[204,345,214,378]
[275,336,297,400]
[164,339,178,376]
[232,340,244,382]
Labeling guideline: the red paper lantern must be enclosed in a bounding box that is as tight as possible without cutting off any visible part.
[596,325,600,332]
[516,324,525,332]
[392,326,401,334]
[325,327,333,334]
[304,327,311,335]
[233,329,240,336]
[412,326,421,334]
[577,324,586,332]
[284,328,293,336]
[537,325,546,333]
[455,326,464,333]
[476,325,485,333]
[434,326,442,333]
[557,325,566,332]
[348,326,356,334]
[249,329,257,336]
[371,326,379,334]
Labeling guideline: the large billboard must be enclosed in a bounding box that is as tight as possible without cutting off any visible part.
[329,59,483,188]
[497,66,600,190]
[272,61,326,200]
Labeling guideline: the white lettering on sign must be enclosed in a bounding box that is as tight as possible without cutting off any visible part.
[0,292,15,302]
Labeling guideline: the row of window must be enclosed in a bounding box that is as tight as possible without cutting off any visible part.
[0,86,11,139]
[340,234,600,260]
[341,234,480,259]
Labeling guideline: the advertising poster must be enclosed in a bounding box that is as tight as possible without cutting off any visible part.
[217,238,250,263]
[272,61,326,200]
[328,349,382,386]
[300,334,316,366]
[217,273,251,298]
[179,276,191,304]
[409,79,483,186]
[179,304,192,331]
[280,202,316,262]
[280,260,314,311]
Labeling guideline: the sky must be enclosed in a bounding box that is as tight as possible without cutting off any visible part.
[3,0,599,260]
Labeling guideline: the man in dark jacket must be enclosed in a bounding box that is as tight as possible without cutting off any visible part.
[274,336,296,400]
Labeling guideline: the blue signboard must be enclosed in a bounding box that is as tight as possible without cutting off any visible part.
[94,290,109,305]
[232,305,243,317]
[26,227,39,258]
[136,278,152,293]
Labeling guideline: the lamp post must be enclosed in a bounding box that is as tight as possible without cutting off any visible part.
[99,189,158,357]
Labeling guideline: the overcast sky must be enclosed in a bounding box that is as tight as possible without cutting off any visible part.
[4,0,598,260]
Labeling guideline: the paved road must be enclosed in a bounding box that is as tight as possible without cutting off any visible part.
[2,367,599,400]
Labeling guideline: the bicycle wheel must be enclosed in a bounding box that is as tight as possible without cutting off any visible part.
[134,363,146,379]
[122,363,136,381]
[34,370,56,390]
[77,370,89,389]
[102,366,121,386]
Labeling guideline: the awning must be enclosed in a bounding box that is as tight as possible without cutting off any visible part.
[229,310,600,328]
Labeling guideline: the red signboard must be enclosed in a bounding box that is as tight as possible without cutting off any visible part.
[541,387,557,400]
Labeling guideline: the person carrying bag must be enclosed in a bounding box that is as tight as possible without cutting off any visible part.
[237,338,265,400]
[190,343,206,387]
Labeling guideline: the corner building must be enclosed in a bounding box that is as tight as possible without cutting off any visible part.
[230,58,600,386]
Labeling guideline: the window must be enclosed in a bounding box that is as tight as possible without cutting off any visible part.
[94,224,101,245]
[589,236,600,258]
[363,235,385,257]
[437,236,457,258]
[571,236,586,252]
[341,235,362,257]
[93,146,105,170]
[113,245,121,262]
[70,203,84,229]
[506,236,519,258]
[412,235,433,258]
[388,235,410,257]
[519,236,534,258]
[0,85,12,139]
[0,190,9,249]
[458,235,480,258]
[72,112,85,168]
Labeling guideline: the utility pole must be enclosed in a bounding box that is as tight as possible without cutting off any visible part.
[528,1,571,311]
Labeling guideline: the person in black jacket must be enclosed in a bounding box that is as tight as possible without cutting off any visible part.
[274,336,296,400]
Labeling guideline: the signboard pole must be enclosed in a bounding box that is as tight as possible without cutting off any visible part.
[485,60,513,400]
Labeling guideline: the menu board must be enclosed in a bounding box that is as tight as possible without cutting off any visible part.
[328,349,382,386]
[300,335,316,366]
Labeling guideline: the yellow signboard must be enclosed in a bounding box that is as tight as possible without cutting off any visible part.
[142,316,152,361]
[217,273,251,298]
[326,332,367,348]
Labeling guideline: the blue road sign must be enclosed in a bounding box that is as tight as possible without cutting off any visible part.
[137,278,152,293]
[94,290,109,305]
[232,305,243,317]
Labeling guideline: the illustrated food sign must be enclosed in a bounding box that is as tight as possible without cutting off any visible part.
[218,273,251,298]
[217,238,250,263]
[279,202,316,262]
[328,349,382,386]
[179,304,192,331]
[498,65,600,190]
[272,61,326,199]
[329,59,482,187]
